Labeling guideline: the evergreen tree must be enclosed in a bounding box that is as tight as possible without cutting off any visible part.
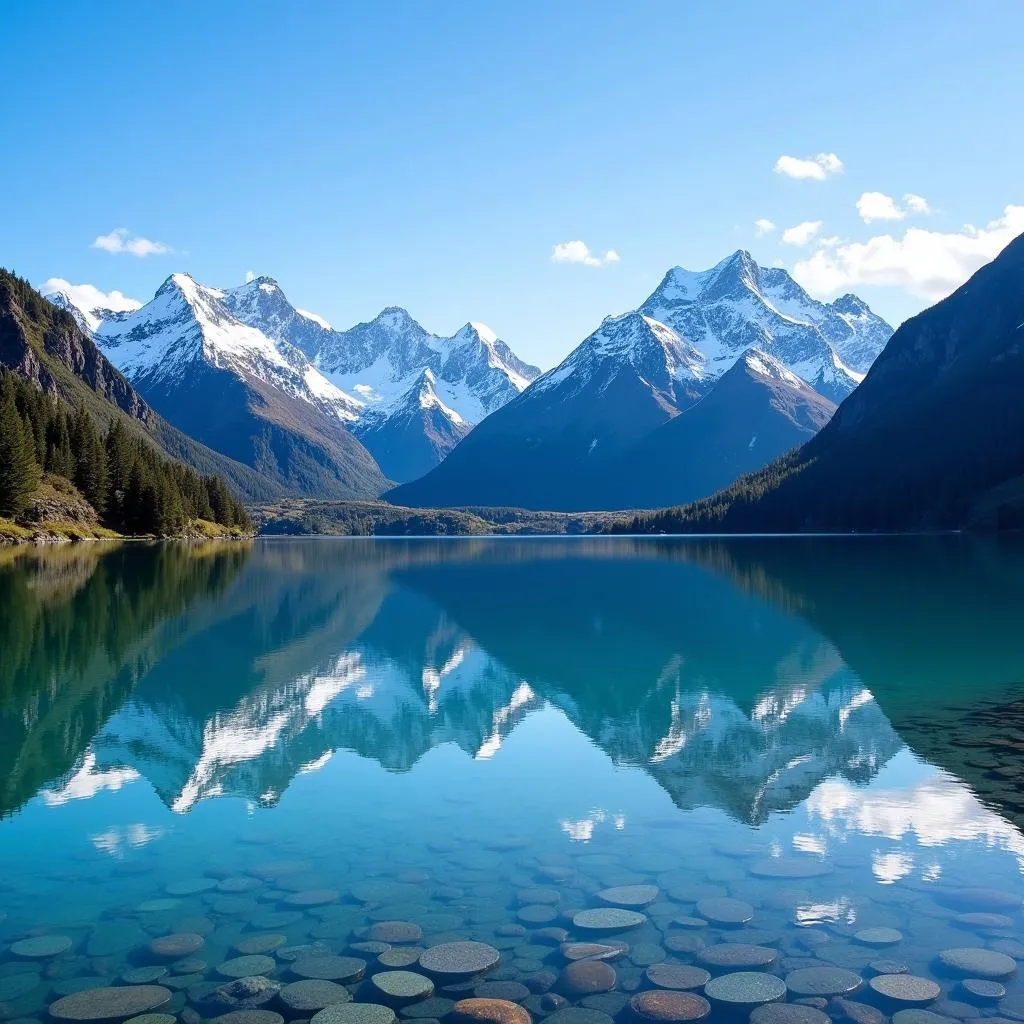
[70,405,109,514]
[0,393,41,517]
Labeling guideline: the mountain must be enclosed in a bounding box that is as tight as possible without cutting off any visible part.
[390,252,887,512]
[87,274,388,499]
[596,348,837,510]
[390,311,711,510]
[222,279,540,481]
[639,250,891,392]
[1,270,277,501]
[621,232,1024,533]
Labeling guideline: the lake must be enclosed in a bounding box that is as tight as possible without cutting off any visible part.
[3,536,1024,1024]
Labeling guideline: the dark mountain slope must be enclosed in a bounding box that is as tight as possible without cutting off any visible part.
[597,349,835,510]
[618,232,1024,533]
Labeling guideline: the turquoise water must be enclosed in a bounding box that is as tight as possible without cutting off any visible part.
[3,537,1024,1024]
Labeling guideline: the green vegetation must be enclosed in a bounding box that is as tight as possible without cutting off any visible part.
[0,369,252,538]
[256,499,614,536]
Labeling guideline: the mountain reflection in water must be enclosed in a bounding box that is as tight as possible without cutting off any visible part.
[3,535,1024,840]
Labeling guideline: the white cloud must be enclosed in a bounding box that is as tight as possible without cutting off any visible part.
[40,278,141,314]
[91,227,172,257]
[755,218,776,236]
[245,270,256,283]
[856,191,933,223]
[793,203,1024,300]
[774,153,844,181]
[551,240,620,267]
[781,220,823,246]
[856,192,905,223]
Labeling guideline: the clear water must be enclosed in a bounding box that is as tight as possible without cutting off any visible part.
[3,536,1024,1024]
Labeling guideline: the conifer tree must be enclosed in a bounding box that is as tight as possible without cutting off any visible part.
[0,393,41,517]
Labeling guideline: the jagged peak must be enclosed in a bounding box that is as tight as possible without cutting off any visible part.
[365,306,423,333]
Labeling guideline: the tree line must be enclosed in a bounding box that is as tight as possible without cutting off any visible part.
[0,369,252,534]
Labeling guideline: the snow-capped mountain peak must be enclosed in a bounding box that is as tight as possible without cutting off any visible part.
[638,252,891,399]
[94,272,362,423]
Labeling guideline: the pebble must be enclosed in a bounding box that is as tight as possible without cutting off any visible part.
[419,943,501,979]
[785,967,863,998]
[629,990,712,1022]
[543,1009,614,1024]
[368,923,425,944]
[629,943,666,967]
[869,960,910,975]
[124,1016,177,1024]
[518,906,559,925]
[572,909,646,932]
[869,975,942,1006]
[959,978,1005,1001]
[890,1013,958,1024]
[703,972,787,1008]
[556,961,616,996]
[48,985,172,1021]
[696,944,777,970]
[217,956,277,980]
[208,977,281,1010]
[695,898,754,926]
[560,942,626,962]
[148,933,204,960]
[235,935,287,956]
[278,981,352,1013]
[831,998,885,1024]
[380,950,425,968]
[580,992,629,1016]
[311,1006,397,1024]
[645,965,711,991]
[953,914,1014,930]
[473,983,530,1002]
[121,970,167,987]
[370,972,435,1005]
[451,997,531,1024]
[10,936,73,959]
[289,956,367,983]
[664,934,706,955]
[854,928,903,948]
[209,1013,284,1024]
[936,948,1017,980]
[595,886,659,908]
[518,889,562,906]
[748,859,833,879]
[751,1006,831,1024]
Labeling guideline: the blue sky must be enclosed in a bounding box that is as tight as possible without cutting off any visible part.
[2,0,1022,368]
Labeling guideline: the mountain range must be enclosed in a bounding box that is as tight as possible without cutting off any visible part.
[391,251,889,510]
[45,250,894,514]
[52,275,540,490]
[623,231,1024,532]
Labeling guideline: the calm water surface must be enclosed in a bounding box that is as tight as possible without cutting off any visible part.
[3,537,1024,1024]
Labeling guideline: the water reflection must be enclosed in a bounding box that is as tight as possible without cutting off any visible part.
[3,535,1024,836]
